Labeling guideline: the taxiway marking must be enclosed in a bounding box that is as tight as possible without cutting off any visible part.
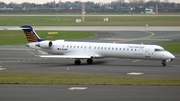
[68,87,88,90]
[0,58,47,64]
[127,72,144,75]
[0,66,6,71]
[132,59,141,63]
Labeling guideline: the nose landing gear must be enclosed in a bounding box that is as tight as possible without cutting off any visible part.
[161,60,166,66]
[161,59,173,66]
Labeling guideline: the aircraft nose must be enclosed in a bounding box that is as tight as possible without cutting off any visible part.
[167,52,175,59]
[171,54,175,59]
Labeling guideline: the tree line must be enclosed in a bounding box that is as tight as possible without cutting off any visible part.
[0,1,180,14]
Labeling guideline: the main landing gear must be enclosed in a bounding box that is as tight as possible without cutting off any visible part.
[87,58,93,64]
[74,59,81,65]
[74,58,93,65]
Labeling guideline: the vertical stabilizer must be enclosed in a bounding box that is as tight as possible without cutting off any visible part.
[20,25,43,43]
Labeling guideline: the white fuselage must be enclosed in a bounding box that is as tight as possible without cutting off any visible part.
[27,40,175,60]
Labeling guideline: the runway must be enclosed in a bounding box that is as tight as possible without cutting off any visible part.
[0,29,180,101]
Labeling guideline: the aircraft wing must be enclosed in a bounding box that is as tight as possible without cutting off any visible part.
[39,55,91,59]
[26,49,101,59]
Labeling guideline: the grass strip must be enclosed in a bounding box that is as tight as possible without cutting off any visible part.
[0,72,180,86]
[161,42,180,54]
[0,30,95,45]
[0,16,180,26]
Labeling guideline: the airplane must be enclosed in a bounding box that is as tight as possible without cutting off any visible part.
[6,25,175,66]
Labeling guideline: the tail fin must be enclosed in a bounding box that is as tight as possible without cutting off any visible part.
[20,25,44,43]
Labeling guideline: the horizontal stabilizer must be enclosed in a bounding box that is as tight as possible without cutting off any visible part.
[4,25,43,42]
[4,27,30,30]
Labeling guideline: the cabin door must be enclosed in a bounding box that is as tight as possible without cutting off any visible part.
[145,48,150,58]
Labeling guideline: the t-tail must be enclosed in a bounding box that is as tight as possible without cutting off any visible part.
[20,25,44,43]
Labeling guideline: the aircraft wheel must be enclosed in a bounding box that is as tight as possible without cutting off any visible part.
[87,58,93,64]
[161,61,166,67]
[75,59,81,65]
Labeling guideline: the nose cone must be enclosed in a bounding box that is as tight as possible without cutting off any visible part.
[171,54,175,59]
[167,52,175,59]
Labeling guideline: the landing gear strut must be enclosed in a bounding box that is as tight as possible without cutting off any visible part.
[161,60,166,66]
[74,59,81,65]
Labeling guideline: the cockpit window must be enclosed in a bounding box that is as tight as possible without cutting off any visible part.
[154,49,165,52]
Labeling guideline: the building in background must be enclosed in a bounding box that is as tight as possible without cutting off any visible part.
[145,8,153,14]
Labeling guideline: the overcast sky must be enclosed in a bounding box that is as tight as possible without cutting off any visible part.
[0,0,179,4]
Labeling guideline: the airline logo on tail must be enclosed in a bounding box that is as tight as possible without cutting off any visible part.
[24,31,38,42]
[20,25,43,43]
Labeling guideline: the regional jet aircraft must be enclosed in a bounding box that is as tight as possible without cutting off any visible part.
[6,25,175,66]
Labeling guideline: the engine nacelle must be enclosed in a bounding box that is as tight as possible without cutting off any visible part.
[37,41,53,48]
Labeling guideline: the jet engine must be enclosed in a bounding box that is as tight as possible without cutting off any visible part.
[36,41,53,48]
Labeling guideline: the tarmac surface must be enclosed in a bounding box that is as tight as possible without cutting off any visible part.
[0,28,180,101]
[0,85,180,101]
[0,49,180,78]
